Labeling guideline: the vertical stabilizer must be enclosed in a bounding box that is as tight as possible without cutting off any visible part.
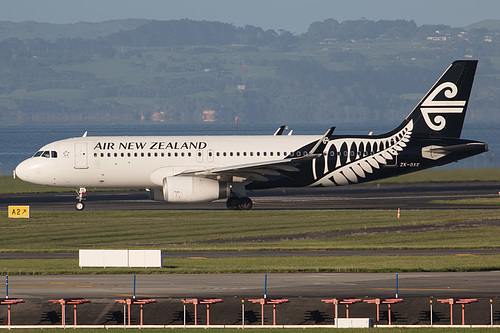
[405,60,477,138]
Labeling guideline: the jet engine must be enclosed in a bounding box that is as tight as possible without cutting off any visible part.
[162,176,230,203]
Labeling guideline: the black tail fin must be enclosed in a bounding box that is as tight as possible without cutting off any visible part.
[405,60,478,138]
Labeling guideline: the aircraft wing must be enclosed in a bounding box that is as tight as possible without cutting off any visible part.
[177,154,318,182]
[176,127,335,182]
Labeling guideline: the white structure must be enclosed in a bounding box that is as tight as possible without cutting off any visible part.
[79,250,163,268]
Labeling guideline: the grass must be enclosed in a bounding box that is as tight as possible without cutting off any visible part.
[1,209,500,274]
[2,254,500,275]
[1,210,500,252]
[1,171,500,275]
[0,176,70,194]
[432,197,500,205]
[375,168,500,183]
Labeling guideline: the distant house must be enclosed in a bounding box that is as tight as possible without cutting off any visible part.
[152,111,166,122]
[320,38,337,45]
[427,36,447,41]
[202,110,215,122]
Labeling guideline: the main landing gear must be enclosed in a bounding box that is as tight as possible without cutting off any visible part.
[75,187,87,211]
[226,196,253,210]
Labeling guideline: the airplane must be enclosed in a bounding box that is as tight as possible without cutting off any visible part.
[14,60,488,211]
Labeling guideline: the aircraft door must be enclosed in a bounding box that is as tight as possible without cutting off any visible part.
[74,142,89,169]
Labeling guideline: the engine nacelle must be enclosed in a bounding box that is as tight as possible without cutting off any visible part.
[162,176,230,203]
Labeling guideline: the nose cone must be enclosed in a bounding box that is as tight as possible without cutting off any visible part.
[15,159,30,182]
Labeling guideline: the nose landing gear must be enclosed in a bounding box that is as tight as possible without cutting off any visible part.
[75,187,87,211]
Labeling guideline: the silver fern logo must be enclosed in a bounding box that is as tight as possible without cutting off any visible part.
[311,120,413,186]
[420,82,466,131]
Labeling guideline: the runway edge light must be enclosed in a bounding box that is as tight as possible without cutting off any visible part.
[8,206,30,219]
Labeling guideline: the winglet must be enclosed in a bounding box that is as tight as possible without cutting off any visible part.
[273,126,286,136]
[309,127,335,155]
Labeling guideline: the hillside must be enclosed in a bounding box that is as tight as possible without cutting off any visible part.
[0,19,148,40]
[0,18,499,125]
[463,19,500,31]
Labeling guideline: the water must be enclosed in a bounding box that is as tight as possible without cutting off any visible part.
[0,123,498,175]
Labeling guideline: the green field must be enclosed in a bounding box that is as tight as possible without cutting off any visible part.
[1,209,500,275]
[1,171,500,275]
[2,210,500,252]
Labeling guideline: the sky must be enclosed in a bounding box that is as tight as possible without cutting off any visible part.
[2,0,500,34]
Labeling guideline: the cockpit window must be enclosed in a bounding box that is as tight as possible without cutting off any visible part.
[33,150,58,158]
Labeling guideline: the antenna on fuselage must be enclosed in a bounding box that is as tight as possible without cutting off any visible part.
[82,131,88,137]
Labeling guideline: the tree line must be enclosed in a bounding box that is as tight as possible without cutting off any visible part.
[0,18,499,125]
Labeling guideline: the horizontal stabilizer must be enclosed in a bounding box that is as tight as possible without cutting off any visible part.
[421,142,488,160]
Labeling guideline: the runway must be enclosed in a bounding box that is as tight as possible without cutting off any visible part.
[1,181,499,211]
[5,272,500,299]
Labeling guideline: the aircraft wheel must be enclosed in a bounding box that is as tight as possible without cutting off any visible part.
[226,197,240,210]
[75,201,85,211]
[238,197,253,210]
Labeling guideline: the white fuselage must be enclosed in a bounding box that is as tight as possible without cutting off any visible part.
[15,135,320,188]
